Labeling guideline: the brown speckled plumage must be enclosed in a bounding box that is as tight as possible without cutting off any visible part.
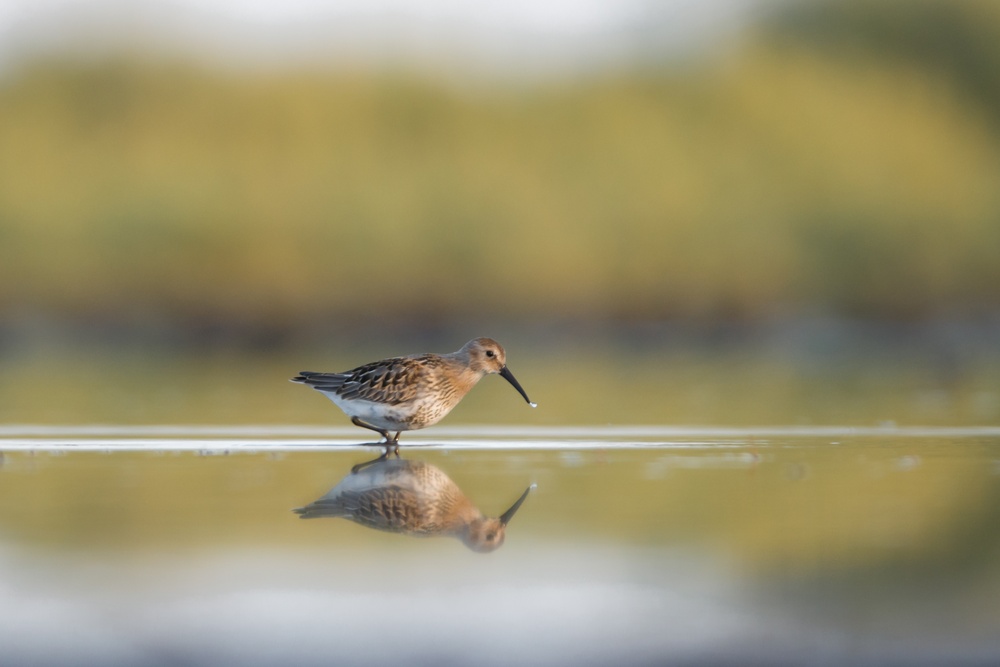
[294,458,534,553]
[291,338,535,447]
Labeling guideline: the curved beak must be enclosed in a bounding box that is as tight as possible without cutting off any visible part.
[499,365,537,408]
[499,483,536,526]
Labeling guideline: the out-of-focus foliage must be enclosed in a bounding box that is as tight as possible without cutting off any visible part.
[1,0,1000,341]
[768,0,1000,124]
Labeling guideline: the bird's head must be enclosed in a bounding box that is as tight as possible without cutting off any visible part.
[459,484,535,554]
[462,338,536,407]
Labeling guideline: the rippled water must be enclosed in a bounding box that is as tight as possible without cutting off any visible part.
[2,426,999,666]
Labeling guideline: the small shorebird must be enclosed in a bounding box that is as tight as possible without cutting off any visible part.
[291,338,536,452]
[294,457,535,553]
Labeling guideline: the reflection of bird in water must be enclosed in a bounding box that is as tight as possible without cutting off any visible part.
[290,338,536,454]
[294,458,535,553]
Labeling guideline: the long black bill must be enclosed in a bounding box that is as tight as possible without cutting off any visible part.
[499,483,536,526]
[499,365,537,407]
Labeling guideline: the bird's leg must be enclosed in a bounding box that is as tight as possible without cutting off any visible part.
[351,416,392,443]
[350,450,390,474]
[350,417,402,462]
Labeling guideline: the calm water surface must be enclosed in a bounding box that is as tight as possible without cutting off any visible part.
[1,426,999,666]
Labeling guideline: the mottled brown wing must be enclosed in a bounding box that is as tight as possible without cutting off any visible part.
[295,353,455,405]
[293,356,420,405]
[343,358,423,404]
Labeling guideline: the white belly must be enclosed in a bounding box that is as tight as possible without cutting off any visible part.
[319,392,413,430]
[319,391,453,431]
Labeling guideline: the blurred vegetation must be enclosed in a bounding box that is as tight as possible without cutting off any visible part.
[768,0,1000,125]
[5,3,1000,616]
[1,0,1000,347]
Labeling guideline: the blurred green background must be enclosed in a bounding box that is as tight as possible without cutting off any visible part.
[2,0,999,426]
[3,10,1000,656]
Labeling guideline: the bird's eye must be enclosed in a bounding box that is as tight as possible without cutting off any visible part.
[486,532,496,540]
[485,350,495,358]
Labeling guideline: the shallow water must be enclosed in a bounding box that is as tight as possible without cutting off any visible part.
[2,426,999,666]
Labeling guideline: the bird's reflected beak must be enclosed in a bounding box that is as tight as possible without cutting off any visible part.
[499,365,537,407]
[499,484,536,526]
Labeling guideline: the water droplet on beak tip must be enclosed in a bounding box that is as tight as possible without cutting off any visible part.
[529,402,538,408]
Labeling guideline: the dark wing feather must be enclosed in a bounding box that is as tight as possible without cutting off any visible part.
[291,370,350,392]
[293,500,348,519]
[293,355,439,405]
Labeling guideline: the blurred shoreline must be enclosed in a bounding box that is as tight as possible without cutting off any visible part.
[3,310,999,362]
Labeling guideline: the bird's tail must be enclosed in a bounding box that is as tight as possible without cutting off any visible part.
[292,501,347,519]
[290,371,347,390]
